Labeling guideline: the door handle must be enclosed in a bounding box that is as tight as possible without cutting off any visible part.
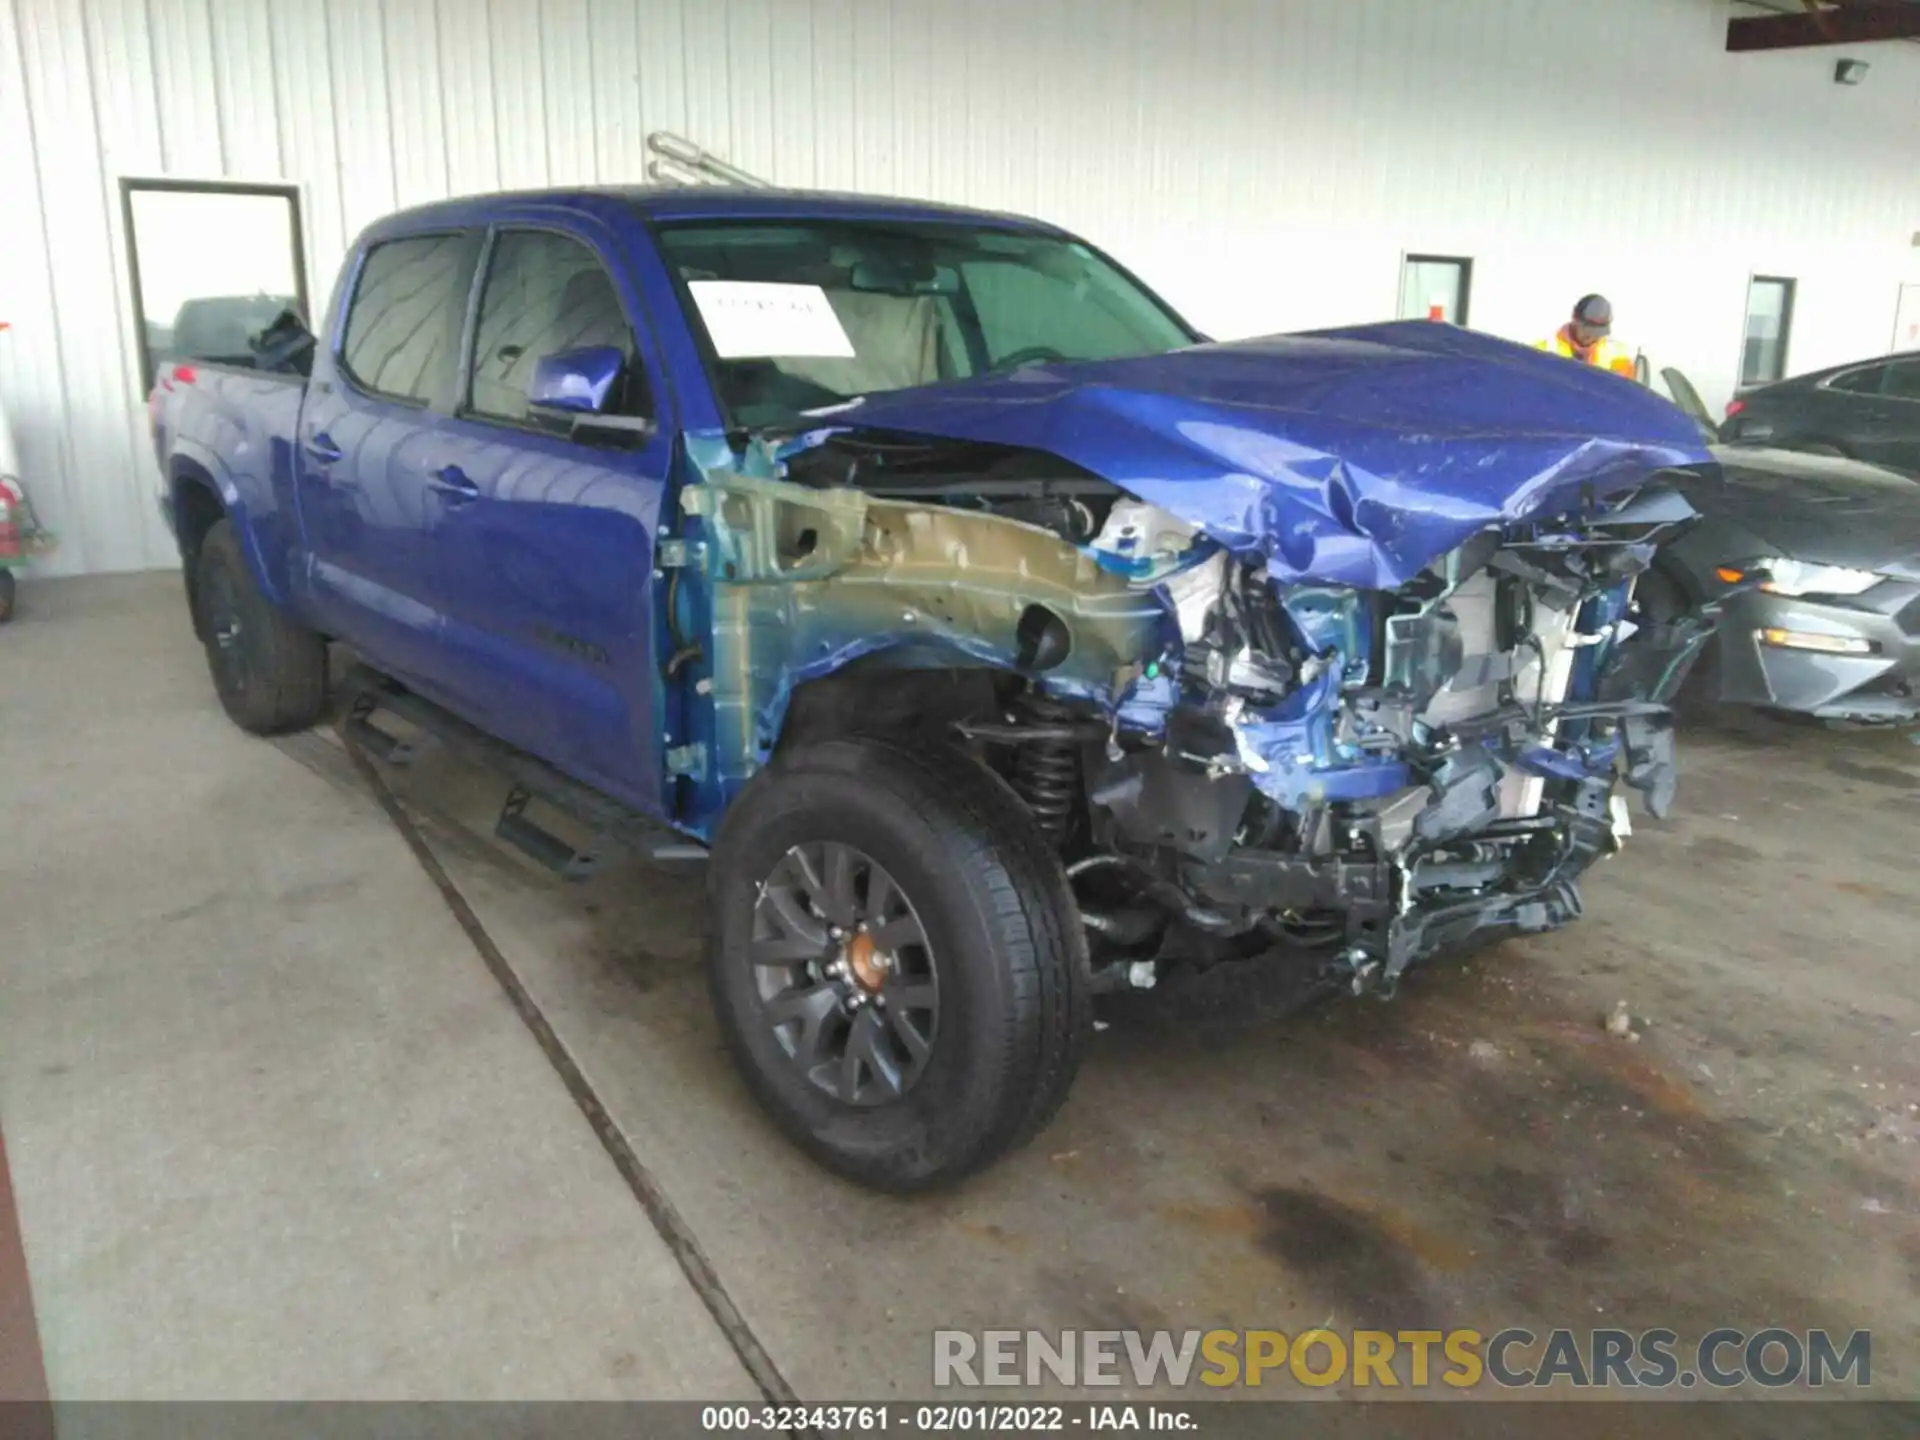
[303,432,343,465]
[426,464,480,501]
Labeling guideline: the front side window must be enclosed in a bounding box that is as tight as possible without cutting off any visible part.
[340,234,469,404]
[653,219,1195,430]
[468,230,642,426]
[1740,276,1795,388]
[1828,365,1887,396]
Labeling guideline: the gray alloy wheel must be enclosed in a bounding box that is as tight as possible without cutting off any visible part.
[750,841,940,1107]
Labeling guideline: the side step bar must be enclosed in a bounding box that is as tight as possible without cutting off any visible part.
[341,666,708,879]
[496,784,604,881]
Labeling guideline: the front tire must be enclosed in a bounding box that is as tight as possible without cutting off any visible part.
[195,518,328,734]
[707,737,1090,1191]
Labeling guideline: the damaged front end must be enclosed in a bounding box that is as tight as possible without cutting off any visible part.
[1073,491,1711,996]
[663,327,1722,999]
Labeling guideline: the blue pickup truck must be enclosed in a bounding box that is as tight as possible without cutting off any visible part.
[153,184,1719,1190]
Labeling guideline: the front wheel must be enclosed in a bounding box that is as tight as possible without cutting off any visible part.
[706,737,1090,1191]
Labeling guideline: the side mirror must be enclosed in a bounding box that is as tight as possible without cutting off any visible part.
[528,345,626,414]
[527,345,654,439]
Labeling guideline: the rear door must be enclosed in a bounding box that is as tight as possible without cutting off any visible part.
[1792,361,1920,471]
[297,231,480,699]
[427,214,676,814]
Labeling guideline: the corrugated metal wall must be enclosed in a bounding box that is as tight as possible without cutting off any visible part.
[4,0,1918,578]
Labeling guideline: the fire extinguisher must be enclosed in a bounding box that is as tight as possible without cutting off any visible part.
[0,479,22,624]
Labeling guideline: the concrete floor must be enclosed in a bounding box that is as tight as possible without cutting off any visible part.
[0,575,754,1401]
[3,571,1917,1415]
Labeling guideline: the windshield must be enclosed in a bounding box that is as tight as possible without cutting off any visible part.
[653,219,1197,430]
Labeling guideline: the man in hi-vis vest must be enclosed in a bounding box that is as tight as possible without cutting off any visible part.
[1538,294,1636,378]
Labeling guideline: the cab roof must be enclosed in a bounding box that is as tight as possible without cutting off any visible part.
[366,185,1066,241]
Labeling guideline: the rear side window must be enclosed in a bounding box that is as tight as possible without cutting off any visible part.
[340,234,468,404]
[1884,360,1920,401]
[1828,365,1886,395]
[468,229,642,426]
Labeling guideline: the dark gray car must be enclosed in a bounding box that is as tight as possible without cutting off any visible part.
[1720,350,1920,475]
[1647,369,1920,723]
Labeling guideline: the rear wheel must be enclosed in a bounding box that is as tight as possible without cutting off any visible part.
[707,737,1090,1191]
[0,569,15,624]
[195,518,328,734]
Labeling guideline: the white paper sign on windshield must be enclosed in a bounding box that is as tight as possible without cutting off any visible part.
[688,280,856,359]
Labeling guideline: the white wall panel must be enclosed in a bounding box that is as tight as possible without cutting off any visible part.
[435,0,500,199]
[632,0,688,186]
[680,0,732,173]
[0,0,79,569]
[10,0,151,575]
[207,0,285,180]
[585,0,644,183]
[487,0,548,189]
[3,0,1919,578]
[147,0,222,173]
[381,0,449,205]
[81,0,170,574]
[330,0,401,240]
[541,0,599,185]
[265,0,345,299]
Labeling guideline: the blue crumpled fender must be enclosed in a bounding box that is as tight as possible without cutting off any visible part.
[789,321,1715,589]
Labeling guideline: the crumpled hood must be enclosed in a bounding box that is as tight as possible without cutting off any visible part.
[800,320,1715,588]
[1700,446,1920,581]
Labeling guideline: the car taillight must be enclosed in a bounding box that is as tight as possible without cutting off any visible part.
[1724,398,1746,418]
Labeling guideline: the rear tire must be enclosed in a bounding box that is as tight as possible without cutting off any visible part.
[195,518,328,734]
[707,737,1090,1191]
[0,569,15,624]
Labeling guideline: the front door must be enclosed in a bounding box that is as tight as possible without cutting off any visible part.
[428,217,676,815]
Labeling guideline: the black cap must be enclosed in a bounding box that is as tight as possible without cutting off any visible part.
[1573,294,1613,331]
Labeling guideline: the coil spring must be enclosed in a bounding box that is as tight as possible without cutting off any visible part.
[1010,691,1079,845]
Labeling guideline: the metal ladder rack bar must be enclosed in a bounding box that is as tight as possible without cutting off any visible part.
[644,131,770,188]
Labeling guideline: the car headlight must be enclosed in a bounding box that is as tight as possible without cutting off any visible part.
[1750,558,1881,598]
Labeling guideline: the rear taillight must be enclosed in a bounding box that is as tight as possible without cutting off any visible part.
[1725,398,1746,418]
